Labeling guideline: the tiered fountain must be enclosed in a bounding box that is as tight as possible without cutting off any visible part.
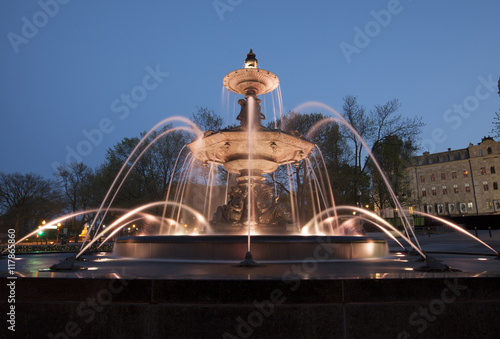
[112,50,388,262]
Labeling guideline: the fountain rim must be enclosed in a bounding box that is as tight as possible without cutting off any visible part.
[115,234,387,244]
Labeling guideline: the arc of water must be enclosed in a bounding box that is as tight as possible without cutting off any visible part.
[305,157,334,228]
[76,201,209,259]
[173,156,196,225]
[1,208,145,254]
[97,217,144,247]
[92,126,195,241]
[160,144,190,229]
[316,214,406,250]
[299,102,422,251]
[310,145,339,229]
[412,211,498,255]
[81,117,202,249]
[302,206,427,258]
[286,162,300,226]
[204,132,222,221]
[275,84,284,123]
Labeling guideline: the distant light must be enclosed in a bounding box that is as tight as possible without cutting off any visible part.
[477,258,488,261]
[352,211,356,215]
[404,268,413,271]
[132,224,136,228]
[42,220,46,225]
[365,205,369,208]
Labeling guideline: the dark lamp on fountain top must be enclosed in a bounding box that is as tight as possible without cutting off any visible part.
[244,49,258,69]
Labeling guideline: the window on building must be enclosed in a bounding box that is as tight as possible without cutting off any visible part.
[479,149,483,156]
[453,185,459,194]
[421,189,427,197]
[430,173,435,181]
[486,201,492,209]
[468,202,474,210]
[432,187,437,196]
[491,166,496,174]
[494,182,498,190]
[487,147,492,155]
[420,175,425,182]
[442,186,447,195]
[441,172,446,180]
[463,170,469,178]
[481,167,487,175]
[483,182,489,191]
[465,183,471,193]
[451,171,457,179]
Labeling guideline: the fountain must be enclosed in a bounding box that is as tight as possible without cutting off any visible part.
[112,50,389,262]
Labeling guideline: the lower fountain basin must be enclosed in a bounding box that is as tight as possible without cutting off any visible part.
[113,235,388,261]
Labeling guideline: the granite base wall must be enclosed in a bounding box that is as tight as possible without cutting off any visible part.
[1,277,500,338]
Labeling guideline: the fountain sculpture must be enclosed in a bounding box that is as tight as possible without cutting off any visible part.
[112,50,389,262]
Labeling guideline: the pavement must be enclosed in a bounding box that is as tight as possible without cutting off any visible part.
[2,229,500,280]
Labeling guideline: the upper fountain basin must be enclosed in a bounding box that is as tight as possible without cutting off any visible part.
[223,68,279,95]
[187,128,315,175]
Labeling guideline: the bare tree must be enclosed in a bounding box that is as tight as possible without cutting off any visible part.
[341,95,424,206]
[0,172,63,237]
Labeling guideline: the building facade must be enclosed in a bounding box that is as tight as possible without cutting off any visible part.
[408,137,500,217]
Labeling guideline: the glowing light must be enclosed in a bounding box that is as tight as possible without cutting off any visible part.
[404,268,414,271]
[477,258,488,261]
[42,220,46,225]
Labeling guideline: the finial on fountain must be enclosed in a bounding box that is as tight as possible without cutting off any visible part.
[244,49,258,68]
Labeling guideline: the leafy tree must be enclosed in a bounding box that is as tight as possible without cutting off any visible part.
[99,125,190,213]
[268,111,348,223]
[369,135,418,211]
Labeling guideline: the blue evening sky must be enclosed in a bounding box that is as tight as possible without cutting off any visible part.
[1,0,499,178]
